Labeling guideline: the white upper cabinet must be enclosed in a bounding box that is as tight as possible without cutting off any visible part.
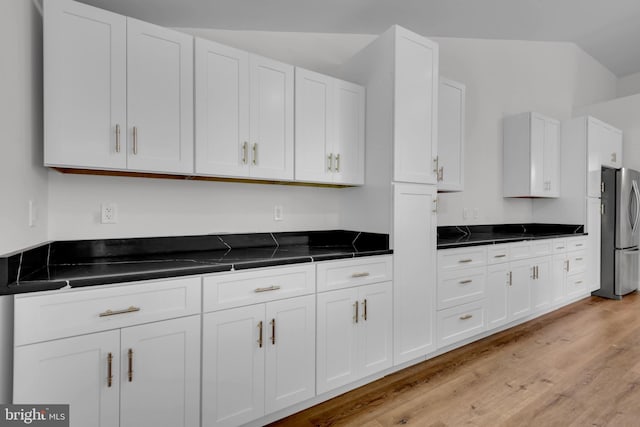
[195,39,250,178]
[503,112,560,198]
[126,19,194,174]
[394,27,439,184]
[437,78,465,192]
[295,68,365,185]
[44,0,194,174]
[44,0,127,170]
[589,117,622,171]
[195,40,293,181]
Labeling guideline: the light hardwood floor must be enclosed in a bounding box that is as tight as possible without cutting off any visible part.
[269,294,640,426]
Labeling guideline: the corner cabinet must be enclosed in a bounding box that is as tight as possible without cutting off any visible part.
[13,277,202,427]
[503,112,560,198]
[194,38,294,181]
[44,0,194,174]
[394,27,439,184]
[295,68,365,185]
[437,78,465,192]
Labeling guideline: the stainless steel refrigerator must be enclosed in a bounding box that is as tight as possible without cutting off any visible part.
[595,167,640,299]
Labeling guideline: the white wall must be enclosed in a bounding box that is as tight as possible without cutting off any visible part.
[432,37,616,226]
[574,93,640,173]
[617,71,640,98]
[0,0,48,404]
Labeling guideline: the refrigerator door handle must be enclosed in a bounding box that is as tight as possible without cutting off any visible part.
[632,180,640,233]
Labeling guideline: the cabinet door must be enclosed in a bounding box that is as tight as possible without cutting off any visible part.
[543,119,560,197]
[127,19,194,174]
[265,295,316,413]
[393,183,437,364]
[294,68,334,183]
[530,114,546,196]
[486,264,509,329]
[120,316,200,427]
[249,55,294,180]
[551,254,567,305]
[509,259,533,321]
[587,118,605,197]
[437,78,465,192]
[531,256,552,312]
[333,79,365,185]
[316,288,359,394]
[44,0,127,169]
[14,330,120,427]
[587,198,601,292]
[358,282,393,378]
[393,27,439,184]
[602,125,622,168]
[202,306,265,427]
[195,39,250,177]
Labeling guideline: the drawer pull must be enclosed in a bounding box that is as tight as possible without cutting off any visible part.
[575,244,584,247]
[99,306,141,317]
[128,349,133,382]
[257,321,263,348]
[254,285,281,293]
[575,258,583,261]
[556,246,565,250]
[575,280,583,284]
[459,314,473,320]
[458,259,473,263]
[351,272,370,278]
[459,279,473,284]
[107,352,113,388]
[494,254,507,258]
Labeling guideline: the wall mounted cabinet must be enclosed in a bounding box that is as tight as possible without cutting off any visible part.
[195,39,294,181]
[44,0,194,174]
[295,68,365,185]
[503,112,560,198]
[437,78,465,192]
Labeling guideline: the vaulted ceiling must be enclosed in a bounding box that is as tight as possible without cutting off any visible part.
[78,0,640,77]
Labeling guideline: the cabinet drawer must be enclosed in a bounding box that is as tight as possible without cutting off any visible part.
[566,271,587,297]
[531,240,553,256]
[316,255,392,292]
[438,247,486,270]
[203,264,315,312]
[437,301,486,348]
[568,250,587,274]
[487,244,509,264]
[552,239,568,253]
[14,277,201,346]
[437,267,486,309]
[509,241,532,260]
[566,237,587,252]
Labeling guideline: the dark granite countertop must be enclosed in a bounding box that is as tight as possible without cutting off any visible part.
[437,223,586,249]
[0,231,391,295]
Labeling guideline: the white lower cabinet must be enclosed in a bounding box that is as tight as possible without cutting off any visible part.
[202,295,315,427]
[14,316,201,427]
[486,264,510,329]
[437,301,486,348]
[316,282,392,394]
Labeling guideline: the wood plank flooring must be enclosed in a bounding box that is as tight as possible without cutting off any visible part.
[269,294,640,427]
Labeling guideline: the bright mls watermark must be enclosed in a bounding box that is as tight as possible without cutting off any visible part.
[0,405,68,426]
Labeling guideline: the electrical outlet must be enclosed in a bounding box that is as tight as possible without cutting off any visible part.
[28,200,36,228]
[274,205,283,221]
[463,208,470,220]
[101,203,118,224]
[473,208,479,219]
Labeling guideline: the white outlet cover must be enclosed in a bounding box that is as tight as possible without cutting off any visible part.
[101,203,118,224]
[274,205,283,221]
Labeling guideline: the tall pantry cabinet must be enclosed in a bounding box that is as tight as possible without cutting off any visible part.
[341,25,439,366]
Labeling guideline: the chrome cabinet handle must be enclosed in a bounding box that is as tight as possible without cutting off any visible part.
[508,271,512,286]
[459,279,473,284]
[257,321,263,348]
[252,143,258,165]
[362,299,367,321]
[107,352,113,388]
[459,259,473,263]
[459,314,473,320]
[254,285,281,293]
[494,254,507,258]
[128,349,133,382]
[132,127,138,155]
[242,142,248,164]
[115,124,121,153]
[99,306,141,317]
[351,272,370,278]
[353,301,359,323]
[335,153,341,172]
[327,153,333,171]
[270,319,276,345]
